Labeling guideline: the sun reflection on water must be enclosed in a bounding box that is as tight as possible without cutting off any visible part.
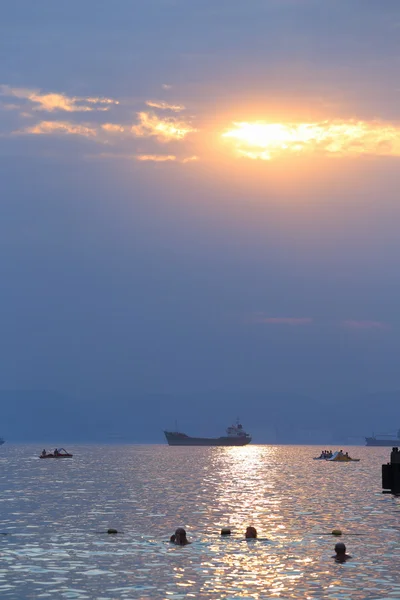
[208,446,283,537]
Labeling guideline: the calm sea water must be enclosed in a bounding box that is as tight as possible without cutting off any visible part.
[1,444,399,599]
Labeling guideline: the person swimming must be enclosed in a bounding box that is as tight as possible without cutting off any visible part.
[245,526,257,539]
[332,542,352,562]
[171,528,191,546]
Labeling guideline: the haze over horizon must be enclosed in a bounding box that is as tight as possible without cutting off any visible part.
[1,0,400,443]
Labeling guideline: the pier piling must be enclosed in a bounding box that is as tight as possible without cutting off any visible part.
[382,447,400,494]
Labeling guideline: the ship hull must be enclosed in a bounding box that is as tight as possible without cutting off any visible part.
[366,438,400,447]
[165,434,251,447]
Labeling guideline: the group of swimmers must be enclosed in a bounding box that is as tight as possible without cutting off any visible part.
[169,527,351,562]
[170,526,257,546]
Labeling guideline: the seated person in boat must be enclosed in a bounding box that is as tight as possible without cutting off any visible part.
[54,448,59,456]
[41,449,47,457]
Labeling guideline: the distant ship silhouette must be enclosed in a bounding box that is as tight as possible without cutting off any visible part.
[164,420,251,446]
[365,429,400,446]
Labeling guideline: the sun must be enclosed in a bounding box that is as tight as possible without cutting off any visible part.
[222,121,321,160]
[223,122,298,147]
[221,120,400,160]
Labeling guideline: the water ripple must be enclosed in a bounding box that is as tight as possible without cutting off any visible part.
[1,444,399,598]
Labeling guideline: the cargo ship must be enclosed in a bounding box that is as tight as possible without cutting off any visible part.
[365,430,400,446]
[164,420,251,446]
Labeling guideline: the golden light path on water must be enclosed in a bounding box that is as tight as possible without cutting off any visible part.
[1,444,400,599]
[222,120,400,160]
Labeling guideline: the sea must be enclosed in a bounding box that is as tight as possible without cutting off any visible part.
[1,444,399,599]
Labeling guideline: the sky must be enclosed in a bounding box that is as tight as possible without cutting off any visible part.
[1,0,400,442]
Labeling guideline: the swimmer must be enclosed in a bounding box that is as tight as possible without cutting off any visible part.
[245,526,257,539]
[172,528,191,546]
[332,542,352,562]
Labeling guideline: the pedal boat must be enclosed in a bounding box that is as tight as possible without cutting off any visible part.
[327,451,360,462]
[39,449,73,459]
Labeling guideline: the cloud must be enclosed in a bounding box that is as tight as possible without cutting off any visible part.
[101,123,125,133]
[132,111,197,141]
[341,320,389,330]
[0,85,118,113]
[135,154,177,162]
[222,119,400,160]
[87,152,199,164]
[162,84,172,90]
[252,315,313,325]
[0,102,21,111]
[145,100,185,112]
[15,121,97,137]
[85,97,116,106]
[249,315,389,329]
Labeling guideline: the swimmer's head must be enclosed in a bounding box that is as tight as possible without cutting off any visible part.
[174,528,188,545]
[245,526,257,539]
[334,542,346,554]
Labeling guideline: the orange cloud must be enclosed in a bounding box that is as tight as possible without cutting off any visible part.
[85,97,117,106]
[101,123,125,132]
[222,119,400,160]
[15,121,97,137]
[341,320,389,330]
[132,111,197,141]
[135,154,177,162]
[253,315,313,325]
[87,152,198,164]
[0,85,118,113]
[145,100,185,112]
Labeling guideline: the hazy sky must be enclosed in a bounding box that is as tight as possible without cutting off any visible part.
[1,1,400,439]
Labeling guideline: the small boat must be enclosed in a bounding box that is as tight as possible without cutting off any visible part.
[327,451,360,462]
[39,448,73,459]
